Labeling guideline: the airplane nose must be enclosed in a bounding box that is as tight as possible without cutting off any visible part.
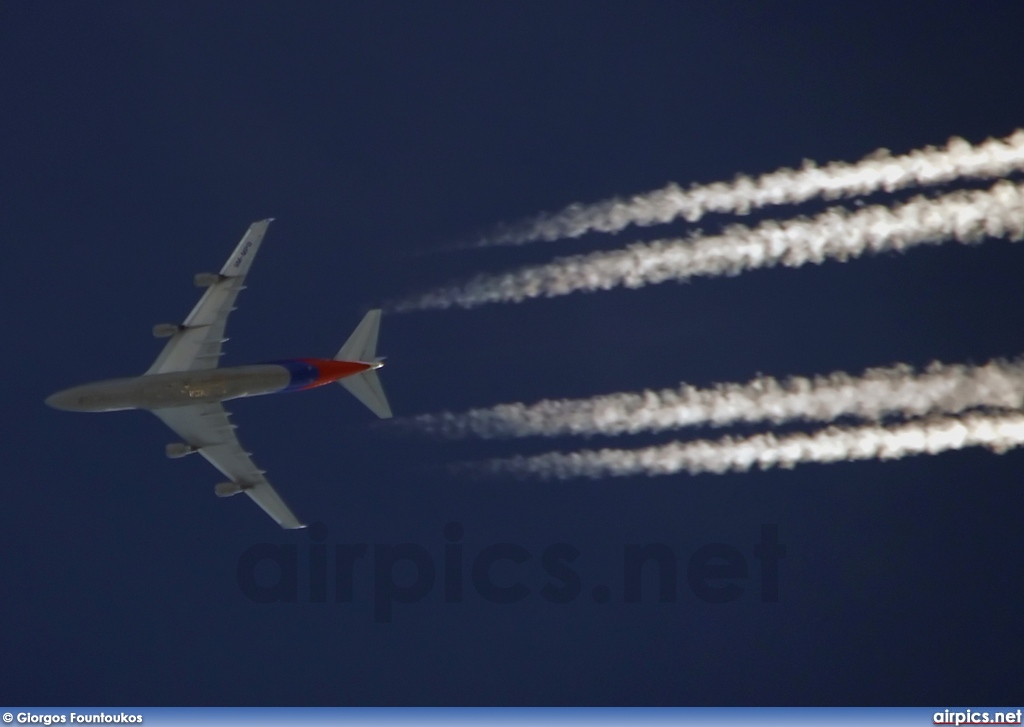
[45,390,73,410]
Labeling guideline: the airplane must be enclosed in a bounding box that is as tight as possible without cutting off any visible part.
[45,219,391,529]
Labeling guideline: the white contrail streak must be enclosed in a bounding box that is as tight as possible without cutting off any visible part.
[482,129,1024,246]
[402,358,1024,439]
[462,412,1024,480]
[392,180,1024,311]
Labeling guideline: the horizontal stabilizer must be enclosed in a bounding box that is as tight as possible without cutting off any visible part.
[336,309,381,362]
[340,370,392,419]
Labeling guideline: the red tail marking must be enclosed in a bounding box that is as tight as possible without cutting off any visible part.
[298,358,371,389]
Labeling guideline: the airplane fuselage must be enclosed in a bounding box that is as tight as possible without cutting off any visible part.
[46,358,374,412]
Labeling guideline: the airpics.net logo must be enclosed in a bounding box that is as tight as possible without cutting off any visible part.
[235,523,786,622]
[934,709,1023,724]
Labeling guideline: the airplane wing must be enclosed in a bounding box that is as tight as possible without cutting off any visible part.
[146,219,273,375]
[152,403,305,529]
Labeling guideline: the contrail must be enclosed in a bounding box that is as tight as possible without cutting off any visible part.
[460,412,1024,480]
[400,358,1024,439]
[482,129,1024,246]
[391,180,1024,311]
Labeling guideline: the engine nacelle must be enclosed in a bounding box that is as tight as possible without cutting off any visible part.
[215,482,252,498]
[166,442,198,459]
[153,323,184,338]
[194,272,224,287]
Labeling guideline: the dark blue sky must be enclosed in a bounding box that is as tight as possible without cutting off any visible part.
[3,2,1024,706]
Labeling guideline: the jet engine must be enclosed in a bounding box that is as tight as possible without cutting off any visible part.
[215,482,252,498]
[166,442,198,459]
[194,272,224,287]
[153,323,184,338]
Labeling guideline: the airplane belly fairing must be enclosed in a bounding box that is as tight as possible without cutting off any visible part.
[136,365,292,408]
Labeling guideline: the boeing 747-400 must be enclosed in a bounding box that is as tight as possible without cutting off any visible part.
[46,219,390,529]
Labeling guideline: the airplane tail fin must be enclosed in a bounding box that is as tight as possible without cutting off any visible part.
[335,309,393,419]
